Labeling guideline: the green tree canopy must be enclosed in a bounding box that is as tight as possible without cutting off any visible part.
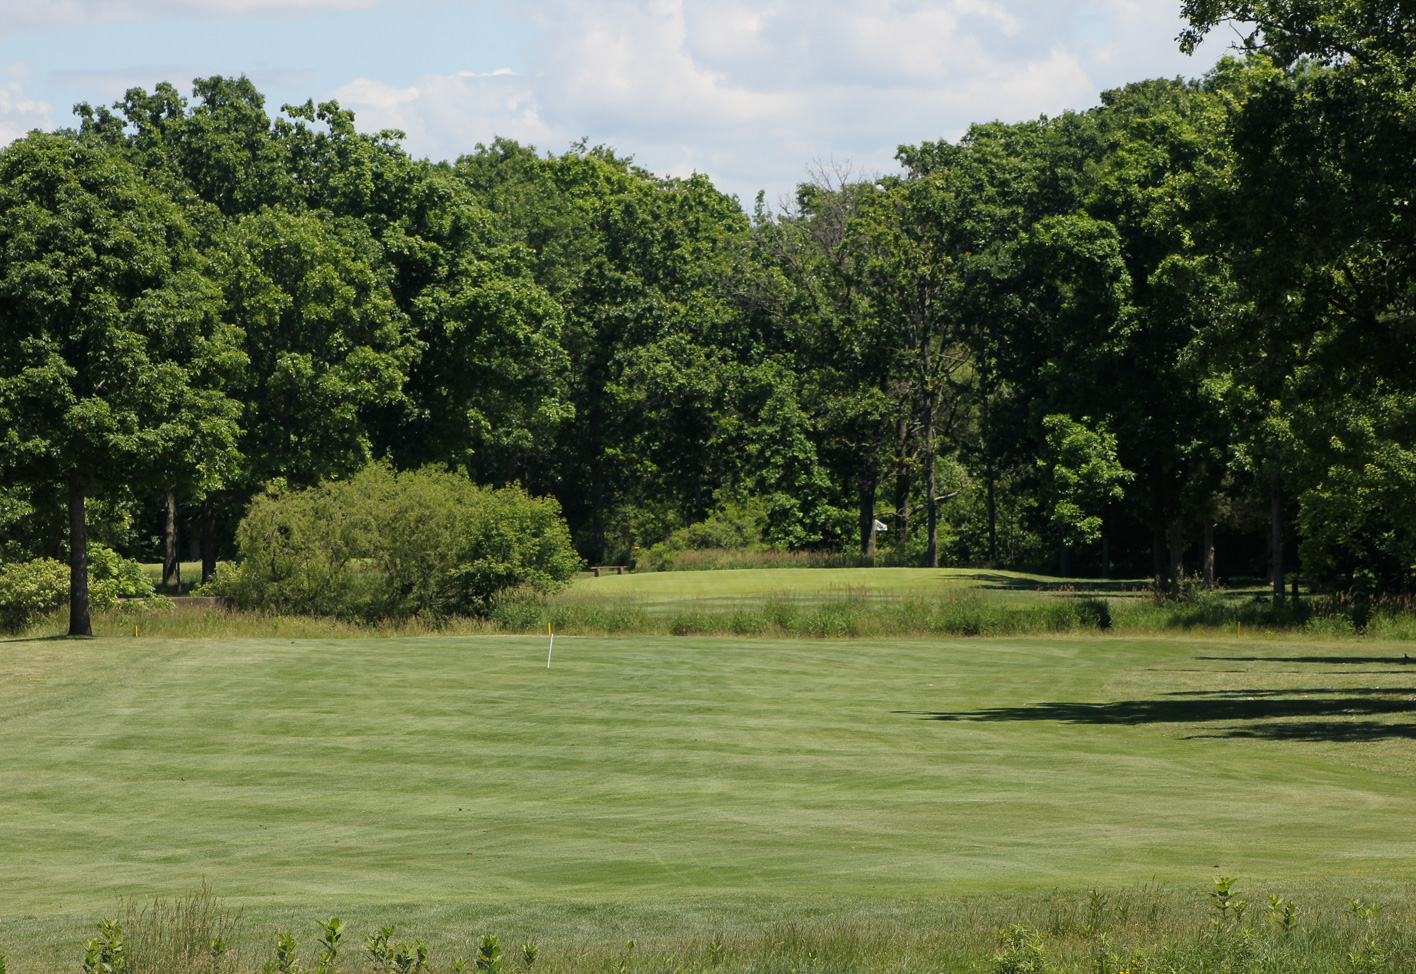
[0,133,243,633]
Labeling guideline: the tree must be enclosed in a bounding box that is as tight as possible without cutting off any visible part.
[1178,0,1416,595]
[212,206,416,491]
[0,133,242,634]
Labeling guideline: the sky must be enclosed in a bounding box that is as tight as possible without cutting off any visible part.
[0,0,1237,205]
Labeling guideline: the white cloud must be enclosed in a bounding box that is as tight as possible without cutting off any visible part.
[331,70,557,155]
[0,0,374,35]
[0,76,53,145]
[326,0,1226,203]
[10,0,1227,203]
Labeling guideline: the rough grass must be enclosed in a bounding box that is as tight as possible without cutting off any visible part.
[24,566,1406,641]
[9,882,1415,974]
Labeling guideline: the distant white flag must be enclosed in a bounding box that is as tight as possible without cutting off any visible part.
[872,519,888,533]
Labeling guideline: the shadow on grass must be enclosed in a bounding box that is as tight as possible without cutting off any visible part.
[1197,655,1413,666]
[956,572,1144,594]
[898,689,1416,741]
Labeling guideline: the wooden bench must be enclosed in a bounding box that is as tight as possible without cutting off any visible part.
[591,565,628,577]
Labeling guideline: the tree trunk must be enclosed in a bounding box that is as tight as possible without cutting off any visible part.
[68,475,91,637]
[201,495,217,584]
[1270,470,1285,606]
[163,491,180,591]
[986,466,998,568]
[1202,520,1215,588]
[925,417,939,569]
[858,466,878,561]
[1167,519,1184,598]
[1058,527,1073,577]
[983,392,997,567]
[1152,528,1164,593]
[893,414,910,554]
[1100,515,1111,580]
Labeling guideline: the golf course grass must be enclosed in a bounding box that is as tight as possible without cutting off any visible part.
[3,623,1414,971]
[571,566,1173,604]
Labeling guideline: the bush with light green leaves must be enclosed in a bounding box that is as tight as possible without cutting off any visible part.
[0,544,152,633]
[208,465,580,620]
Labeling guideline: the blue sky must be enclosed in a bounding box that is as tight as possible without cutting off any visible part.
[0,1,1236,204]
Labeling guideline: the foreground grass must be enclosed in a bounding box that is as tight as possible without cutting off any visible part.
[2,631,1414,969]
[7,882,1415,974]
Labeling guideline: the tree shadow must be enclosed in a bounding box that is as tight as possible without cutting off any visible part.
[898,689,1416,742]
[1197,655,1412,666]
[956,572,1142,593]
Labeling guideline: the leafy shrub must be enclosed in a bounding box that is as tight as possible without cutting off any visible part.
[990,925,1053,974]
[0,544,148,632]
[0,557,67,633]
[88,544,155,609]
[210,465,580,620]
[639,496,769,570]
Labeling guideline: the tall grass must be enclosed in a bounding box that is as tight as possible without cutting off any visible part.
[13,579,1416,641]
[118,886,243,974]
[494,588,1112,638]
[15,882,1416,974]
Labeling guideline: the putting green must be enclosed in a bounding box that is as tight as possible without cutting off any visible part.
[2,633,1413,918]
[569,567,1079,606]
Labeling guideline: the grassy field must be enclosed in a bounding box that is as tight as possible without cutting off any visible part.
[3,622,1414,971]
[569,566,1277,601]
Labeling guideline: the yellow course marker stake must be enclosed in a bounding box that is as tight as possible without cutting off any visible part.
[135,625,139,638]
[546,623,554,668]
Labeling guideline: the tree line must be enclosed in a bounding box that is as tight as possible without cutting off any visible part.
[2,0,1413,633]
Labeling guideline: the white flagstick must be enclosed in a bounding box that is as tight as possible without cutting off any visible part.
[546,622,554,668]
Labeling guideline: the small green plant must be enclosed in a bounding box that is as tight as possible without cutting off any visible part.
[315,917,344,974]
[475,935,501,974]
[1348,899,1383,920]
[1,945,9,974]
[83,920,128,974]
[209,936,230,960]
[519,942,537,969]
[1082,889,1110,938]
[991,925,1052,974]
[264,931,301,974]
[1267,895,1300,935]
[708,940,724,967]
[451,958,467,974]
[367,928,427,974]
[1208,876,1247,924]
[1347,935,1387,974]
[366,927,395,971]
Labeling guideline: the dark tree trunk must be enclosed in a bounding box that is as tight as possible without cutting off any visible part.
[201,496,217,584]
[983,392,997,567]
[1167,519,1184,598]
[925,419,939,568]
[1202,520,1215,588]
[894,414,910,553]
[1152,528,1165,593]
[1270,470,1285,606]
[986,467,998,568]
[858,466,878,561]
[1100,515,1111,580]
[68,475,91,637]
[163,491,180,591]
[1058,527,1073,577]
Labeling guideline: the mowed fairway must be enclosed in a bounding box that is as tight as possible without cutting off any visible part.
[3,632,1415,919]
